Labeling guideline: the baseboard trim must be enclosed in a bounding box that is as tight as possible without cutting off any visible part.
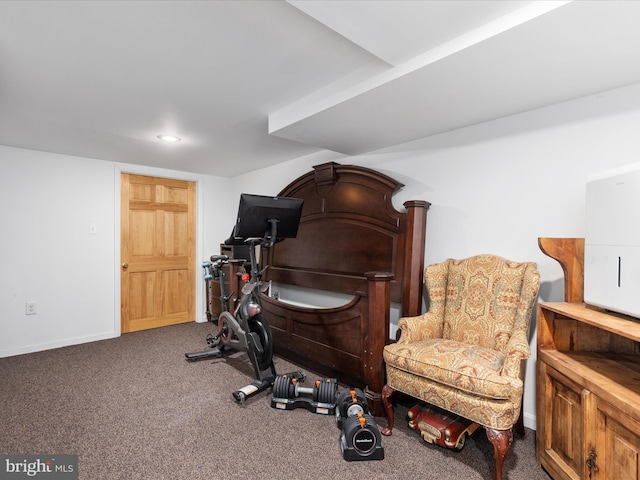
[523,410,536,431]
[0,331,118,358]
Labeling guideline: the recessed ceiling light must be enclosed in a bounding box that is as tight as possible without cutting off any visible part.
[157,134,181,143]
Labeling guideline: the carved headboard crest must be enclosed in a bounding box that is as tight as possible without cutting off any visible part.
[313,162,338,188]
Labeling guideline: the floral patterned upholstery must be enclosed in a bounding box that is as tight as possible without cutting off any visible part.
[383,255,540,430]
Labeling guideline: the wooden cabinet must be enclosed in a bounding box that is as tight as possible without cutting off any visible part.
[219,243,250,262]
[205,244,248,321]
[536,302,640,480]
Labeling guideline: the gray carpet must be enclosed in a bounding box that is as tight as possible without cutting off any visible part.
[0,322,551,479]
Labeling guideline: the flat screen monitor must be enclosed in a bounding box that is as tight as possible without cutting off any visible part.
[232,194,303,241]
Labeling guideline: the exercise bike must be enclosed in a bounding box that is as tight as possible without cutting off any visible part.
[186,194,304,403]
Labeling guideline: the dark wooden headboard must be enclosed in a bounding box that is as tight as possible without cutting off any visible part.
[260,162,429,415]
[264,161,429,316]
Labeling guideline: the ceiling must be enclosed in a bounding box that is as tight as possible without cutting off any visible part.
[1,0,640,177]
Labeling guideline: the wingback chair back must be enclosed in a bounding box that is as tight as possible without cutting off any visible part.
[381,254,540,480]
[432,255,536,355]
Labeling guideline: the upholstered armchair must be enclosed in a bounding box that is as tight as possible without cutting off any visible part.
[382,255,540,480]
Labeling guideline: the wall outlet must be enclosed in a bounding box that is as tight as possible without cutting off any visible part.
[25,302,37,315]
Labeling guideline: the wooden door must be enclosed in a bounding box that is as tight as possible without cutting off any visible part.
[121,174,196,333]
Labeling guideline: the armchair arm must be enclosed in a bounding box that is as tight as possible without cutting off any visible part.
[397,312,443,344]
[501,329,531,378]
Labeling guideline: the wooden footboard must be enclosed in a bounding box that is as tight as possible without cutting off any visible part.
[262,272,393,416]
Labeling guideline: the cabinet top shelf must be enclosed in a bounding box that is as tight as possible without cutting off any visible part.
[541,349,640,411]
[540,302,640,343]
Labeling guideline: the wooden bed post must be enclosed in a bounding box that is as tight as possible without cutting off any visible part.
[364,271,394,417]
[402,200,430,317]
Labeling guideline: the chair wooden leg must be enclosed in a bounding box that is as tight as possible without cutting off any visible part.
[381,384,395,436]
[485,427,513,480]
[515,402,525,436]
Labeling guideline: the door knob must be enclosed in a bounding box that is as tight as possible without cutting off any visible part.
[122,263,128,269]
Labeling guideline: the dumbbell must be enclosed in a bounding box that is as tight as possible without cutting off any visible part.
[340,412,384,460]
[272,374,338,405]
[335,387,368,429]
[335,387,384,461]
[202,261,213,281]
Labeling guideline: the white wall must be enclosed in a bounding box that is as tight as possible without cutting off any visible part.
[0,147,118,356]
[232,81,640,429]
[0,145,234,357]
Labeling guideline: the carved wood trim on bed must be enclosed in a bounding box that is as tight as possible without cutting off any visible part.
[260,162,429,415]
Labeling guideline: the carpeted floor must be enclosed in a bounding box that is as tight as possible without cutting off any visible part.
[0,322,551,479]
